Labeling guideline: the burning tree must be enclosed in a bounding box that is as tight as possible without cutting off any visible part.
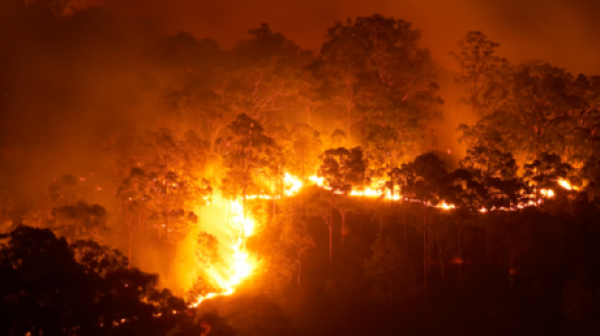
[316,146,368,262]
[222,113,280,211]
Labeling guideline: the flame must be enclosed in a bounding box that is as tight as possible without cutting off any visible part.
[540,189,555,198]
[436,201,455,210]
[308,175,324,186]
[189,197,257,308]
[283,172,304,196]
[558,178,578,191]
[229,199,253,237]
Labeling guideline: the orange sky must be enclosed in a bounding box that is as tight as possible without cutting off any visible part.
[72,0,600,75]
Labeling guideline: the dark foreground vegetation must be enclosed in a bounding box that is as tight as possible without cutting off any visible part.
[2,0,600,335]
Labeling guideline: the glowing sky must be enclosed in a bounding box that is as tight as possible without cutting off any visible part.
[73,0,600,75]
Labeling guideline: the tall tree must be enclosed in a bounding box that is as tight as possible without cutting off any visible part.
[320,14,442,146]
[397,152,448,294]
[363,236,416,302]
[279,199,315,287]
[222,113,280,218]
[317,146,367,262]
[452,31,511,115]
[230,23,312,124]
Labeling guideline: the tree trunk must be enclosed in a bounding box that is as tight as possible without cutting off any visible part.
[126,210,134,269]
[297,250,302,287]
[427,228,432,275]
[437,238,444,278]
[484,215,489,267]
[270,252,275,295]
[329,199,333,264]
[423,204,428,296]
[271,175,277,224]
[458,220,462,287]
[508,230,514,285]
[128,232,133,269]
[139,208,144,258]
[403,211,407,254]
[341,211,346,251]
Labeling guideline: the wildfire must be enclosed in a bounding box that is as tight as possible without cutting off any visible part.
[308,175,324,187]
[190,170,566,308]
[283,172,304,196]
[436,201,456,210]
[558,178,577,191]
[189,197,257,308]
[350,187,383,198]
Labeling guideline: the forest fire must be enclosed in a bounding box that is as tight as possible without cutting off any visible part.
[189,198,257,308]
[558,178,577,191]
[4,2,600,335]
[190,169,574,308]
[190,172,306,307]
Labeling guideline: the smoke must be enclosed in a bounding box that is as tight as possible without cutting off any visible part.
[74,0,600,75]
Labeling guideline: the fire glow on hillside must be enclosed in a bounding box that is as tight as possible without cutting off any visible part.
[189,172,574,307]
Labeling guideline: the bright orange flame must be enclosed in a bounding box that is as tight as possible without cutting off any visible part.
[436,201,455,210]
[189,198,257,308]
[283,172,303,196]
[558,178,578,191]
[308,175,324,187]
[350,188,382,198]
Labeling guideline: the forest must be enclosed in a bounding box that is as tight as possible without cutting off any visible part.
[1,0,600,335]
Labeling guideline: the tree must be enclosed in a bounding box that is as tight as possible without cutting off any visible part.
[483,62,587,162]
[117,167,151,268]
[320,14,442,147]
[245,207,296,296]
[0,226,186,336]
[288,122,323,180]
[70,239,128,277]
[222,113,280,217]
[523,152,575,202]
[166,84,233,152]
[279,199,315,287]
[452,31,510,115]
[459,125,517,179]
[230,23,312,124]
[364,124,404,195]
[50,201,108,242]
[295,69,323,125]
[317,146,368,262]
[118,129,209,277]
[363,236,416,302]
[397,152,448,294]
